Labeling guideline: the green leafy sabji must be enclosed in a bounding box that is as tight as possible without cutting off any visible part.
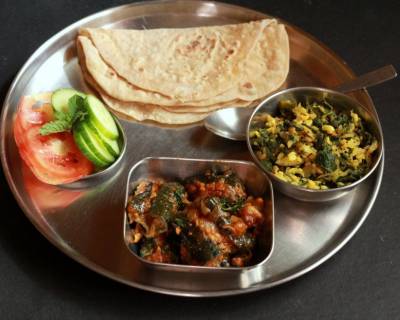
[173,186,186,211]
[172,215,190,230]
[322,100,334,112]
[186,169,243,188]
[181,227,220,262]
[250,128,281,162]
[150,182,185,223]
[219,197,245,213]
[249,98,379,189]
[202,196,245,215]
[313,117,322,128]
[40,95,87,135]
[130,182,153,214]
[204,196,219,211]
[316,145,337,172]
[331,112,349,128]
[224,170,244,187]
[315,133,325,150]
[160,242,179,263]
[278,99,296,118]
[139,238,155,257]
[260,159,273,171]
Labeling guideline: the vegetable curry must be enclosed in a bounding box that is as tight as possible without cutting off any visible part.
[249,99,378,189]
[126,169,265,267]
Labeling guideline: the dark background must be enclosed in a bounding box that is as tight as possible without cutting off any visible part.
[0,0,399,319]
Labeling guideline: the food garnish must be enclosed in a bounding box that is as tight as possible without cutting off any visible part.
[39,94,87,136]
[126,169,266,267]
[249,100,379,189]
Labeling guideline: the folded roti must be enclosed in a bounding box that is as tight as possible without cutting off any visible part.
[77,42,209,124]
[78,19,288,106]
[100,94,209,124]
[79,19,274,101]
[77,35,252,113]
[77,19,289,124]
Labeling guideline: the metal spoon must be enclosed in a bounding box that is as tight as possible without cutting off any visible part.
[204,65,397,141]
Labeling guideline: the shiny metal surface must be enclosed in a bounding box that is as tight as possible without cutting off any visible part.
[0,0,384,296]
[247,87,384,202]
[204,107,254,141]
[124,157,274,273]
[205,65,396,141]
[333,64,397,93]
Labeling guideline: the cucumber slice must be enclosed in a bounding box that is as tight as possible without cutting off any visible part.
[84,95,119,140]
[74,121,115,164]
[87,121,120,157]
[52,88,86,113]
[73,130,109,168]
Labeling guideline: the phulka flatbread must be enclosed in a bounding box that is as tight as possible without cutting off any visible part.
[78,19,288,106]
[79,19,269,101]
[77,19,290,125]
[77,35,252,113]
[77,42,209,124]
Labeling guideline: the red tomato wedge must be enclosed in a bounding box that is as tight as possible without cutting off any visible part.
[17,93,54,130]
[14,93,94,185]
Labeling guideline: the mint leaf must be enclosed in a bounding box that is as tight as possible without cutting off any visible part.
[72,110,87,123]
[39,94,87,136]
[54,110,71,122]
[39,120,71,135]
[69,95,87,123]
[68,95,84,116]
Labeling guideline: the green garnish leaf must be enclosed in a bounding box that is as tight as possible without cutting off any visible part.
[39,94,87,136]
[39,119,72,135]
[69,95,87,122]
[220,197,245,213]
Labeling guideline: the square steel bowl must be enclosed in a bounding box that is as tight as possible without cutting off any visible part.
[123,157,274,274]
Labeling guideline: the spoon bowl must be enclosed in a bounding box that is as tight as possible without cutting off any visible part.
[204,107,254,141]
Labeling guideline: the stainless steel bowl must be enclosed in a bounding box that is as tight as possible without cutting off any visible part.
[58,115,127,189]
[246,87,384,202]
[124,157,274,274]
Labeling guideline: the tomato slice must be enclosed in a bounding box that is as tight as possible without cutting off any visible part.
[14,94,94,185]
[17,94,54,130]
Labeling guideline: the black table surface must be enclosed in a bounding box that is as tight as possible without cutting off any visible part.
[1,0,399,319]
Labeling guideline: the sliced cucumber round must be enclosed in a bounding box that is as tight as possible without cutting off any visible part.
[87,121,120,157]
[52,88,86,113]
[74,121,115,164]
[73,130,109,168]
[84,95,119,140]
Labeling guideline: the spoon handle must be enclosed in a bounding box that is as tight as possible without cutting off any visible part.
[334,64,397,93]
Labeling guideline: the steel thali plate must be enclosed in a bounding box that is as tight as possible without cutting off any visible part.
[0,0,384,296]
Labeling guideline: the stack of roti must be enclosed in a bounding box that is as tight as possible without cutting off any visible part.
[77,19,289,125]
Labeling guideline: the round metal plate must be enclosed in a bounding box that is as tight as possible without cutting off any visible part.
[0,0,384,297]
